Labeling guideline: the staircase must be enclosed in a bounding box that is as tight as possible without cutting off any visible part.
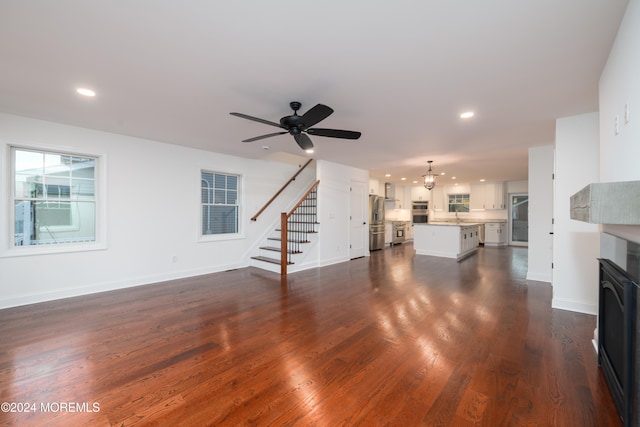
[251,181,319,275]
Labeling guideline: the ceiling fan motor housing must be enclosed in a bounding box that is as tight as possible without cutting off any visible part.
[280,115,305,134]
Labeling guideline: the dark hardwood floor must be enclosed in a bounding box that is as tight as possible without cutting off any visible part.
[0,244,620,426]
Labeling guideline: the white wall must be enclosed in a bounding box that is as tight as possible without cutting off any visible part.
[507,180,528,194]
[599,0,640,244]
[553,113,600,314]
[527,145,554,282]
[0,113,326,308]
[316,160,369,266]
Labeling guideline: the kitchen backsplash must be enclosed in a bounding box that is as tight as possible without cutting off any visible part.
[430,209,508,222]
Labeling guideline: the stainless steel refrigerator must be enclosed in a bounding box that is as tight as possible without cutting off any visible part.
[369,195,385,251]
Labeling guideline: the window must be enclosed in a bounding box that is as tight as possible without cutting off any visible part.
[448,193,470,213]
[12,148,97,246]
[201,171,239,236]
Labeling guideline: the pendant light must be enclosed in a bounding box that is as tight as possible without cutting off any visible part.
[423,160,437,190]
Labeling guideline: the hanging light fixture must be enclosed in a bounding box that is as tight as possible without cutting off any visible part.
[422,160,437,190]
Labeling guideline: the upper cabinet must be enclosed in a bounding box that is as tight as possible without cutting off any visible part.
[470,182,506,210]
[369,178,380,195]
[411,186,429,201]
[431,186,445,211]
[470,183,486,210]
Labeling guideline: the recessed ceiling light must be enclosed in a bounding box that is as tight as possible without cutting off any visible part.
[412,180,418,184]
[439,172,445,176]
[401,177,406,181]
[480,179,486,182]
[305,149,314,154]
[77,88,96,97]
[262,145,270,150]
[460,111,474,119]
[385,174,391,177]
[452,176,457,180]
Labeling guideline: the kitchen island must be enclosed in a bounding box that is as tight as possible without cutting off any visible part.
[413,223,480,260]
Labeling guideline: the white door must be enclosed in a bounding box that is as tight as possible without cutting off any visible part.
[350,181,366,259]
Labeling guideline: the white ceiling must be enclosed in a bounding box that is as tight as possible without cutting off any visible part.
[0,1,630,185]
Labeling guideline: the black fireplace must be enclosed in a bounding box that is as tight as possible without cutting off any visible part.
[598,235,640,426]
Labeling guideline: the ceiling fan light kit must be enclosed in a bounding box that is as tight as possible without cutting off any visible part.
[230,102,361,151]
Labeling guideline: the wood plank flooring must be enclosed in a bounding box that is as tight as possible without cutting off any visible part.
[0,244,621,426]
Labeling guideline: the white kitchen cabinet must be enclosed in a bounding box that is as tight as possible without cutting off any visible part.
[431,186,445,211]
[402,186,412,209]
[411,185,429,202]
[460,225,479,255]
[470,182,506,210]
[485,182,506,210]
[470,183,486,210]
[369,178,380,195]
[391,185,410,209]
[484,222,507,246]
[413,223,478,260]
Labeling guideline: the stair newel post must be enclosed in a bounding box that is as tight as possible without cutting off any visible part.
[281,212,288,276]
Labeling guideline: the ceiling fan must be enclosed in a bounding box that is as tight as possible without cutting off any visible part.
[230,101,361,150]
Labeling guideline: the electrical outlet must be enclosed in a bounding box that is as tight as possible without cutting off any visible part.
[624,101,630,124]
[615,114,620,135]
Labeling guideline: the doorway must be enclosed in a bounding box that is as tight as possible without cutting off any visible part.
[509,193,528,247]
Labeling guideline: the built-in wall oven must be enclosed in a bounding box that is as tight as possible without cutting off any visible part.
[412,201,428,224]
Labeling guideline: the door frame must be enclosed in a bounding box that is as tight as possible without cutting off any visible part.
[349,180,367,259]
[508,192,529,247]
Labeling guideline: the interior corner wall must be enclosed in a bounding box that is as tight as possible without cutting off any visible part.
[0,113,307,309]
[527,145,554,282]
[599,0,640,244]
[552,113,600,314]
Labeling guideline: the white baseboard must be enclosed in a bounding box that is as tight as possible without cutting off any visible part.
[0,262,247,310]
[526,272,552,282]
[552,297,597,315]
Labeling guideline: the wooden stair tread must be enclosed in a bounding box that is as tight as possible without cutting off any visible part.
[267,237,310,243]
[251,256,294,265]
[259,246,302,254]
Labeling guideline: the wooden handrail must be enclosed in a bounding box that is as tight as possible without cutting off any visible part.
[251,159,313,221]
[281,180,320,275]
[287,180,320,217]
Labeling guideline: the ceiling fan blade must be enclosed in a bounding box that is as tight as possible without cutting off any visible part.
[230,112,283,128]
[294,134,314,150]
[300,104,334,128]
[242,132,287,143]
[306,128,361,139]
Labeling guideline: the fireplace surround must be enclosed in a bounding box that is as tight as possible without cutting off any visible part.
[598,234,640,426]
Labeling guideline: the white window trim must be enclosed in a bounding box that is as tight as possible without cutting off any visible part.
[198,169,245,243]
[1,141,107,258]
